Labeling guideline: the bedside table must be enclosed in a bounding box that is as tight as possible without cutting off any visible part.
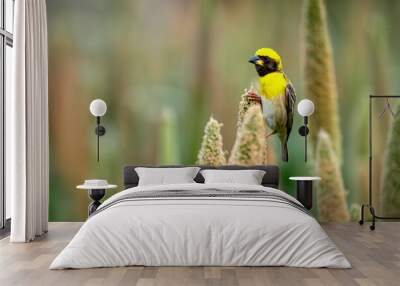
[77,180,117,216]
[289,177,321,210]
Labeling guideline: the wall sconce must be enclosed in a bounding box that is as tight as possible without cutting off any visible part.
[297,99,315,162]
[89,99,107,162]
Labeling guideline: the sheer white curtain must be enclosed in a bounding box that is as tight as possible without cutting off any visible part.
[7,0,49,242]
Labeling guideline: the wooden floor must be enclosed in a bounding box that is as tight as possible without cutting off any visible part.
[0,222,399,286]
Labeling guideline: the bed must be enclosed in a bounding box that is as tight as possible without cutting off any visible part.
[50,165,350,269]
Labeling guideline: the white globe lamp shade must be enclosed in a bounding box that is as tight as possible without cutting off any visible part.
[90,99,107,117]
[297,99,315,117]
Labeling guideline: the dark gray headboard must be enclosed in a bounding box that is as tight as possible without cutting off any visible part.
[123,165,280,189]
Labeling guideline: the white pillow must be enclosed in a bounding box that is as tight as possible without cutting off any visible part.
[200,169,266,185]
[135,167,200,186]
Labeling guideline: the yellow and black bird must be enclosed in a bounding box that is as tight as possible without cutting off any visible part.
[248,48,296,162]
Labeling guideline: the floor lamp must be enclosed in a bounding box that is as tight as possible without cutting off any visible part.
[89,99,107,162]
[359,95,400,230]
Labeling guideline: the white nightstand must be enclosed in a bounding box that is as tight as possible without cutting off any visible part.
[77,180,117,216]
[289,177,321,210]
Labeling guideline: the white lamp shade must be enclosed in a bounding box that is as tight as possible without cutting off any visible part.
[297,99,315,117]
[89,99,107,117]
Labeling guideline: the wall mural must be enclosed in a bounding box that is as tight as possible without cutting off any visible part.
[47,0,400,221]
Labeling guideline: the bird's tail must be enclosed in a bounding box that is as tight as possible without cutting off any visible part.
[281,142,288,162]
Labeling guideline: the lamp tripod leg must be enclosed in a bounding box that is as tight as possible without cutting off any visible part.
[370,206,376,231]
[359,204,366,225]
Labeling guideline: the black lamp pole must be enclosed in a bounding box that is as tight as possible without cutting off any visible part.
[298,116,309,162]
[95,116,106,162]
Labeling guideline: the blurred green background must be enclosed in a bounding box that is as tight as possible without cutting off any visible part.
[47,0,400,221]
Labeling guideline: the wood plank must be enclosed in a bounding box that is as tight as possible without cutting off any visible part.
[0,222,399,286]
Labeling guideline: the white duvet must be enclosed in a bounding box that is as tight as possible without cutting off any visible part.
[50,183,350,269]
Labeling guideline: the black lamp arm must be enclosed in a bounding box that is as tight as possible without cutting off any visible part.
[95,117,106,136]
[298,116,309,162]
[95,116,106,162]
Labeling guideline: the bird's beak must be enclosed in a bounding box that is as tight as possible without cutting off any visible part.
[248,55,263,66]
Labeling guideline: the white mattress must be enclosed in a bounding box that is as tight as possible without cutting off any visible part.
[50,183,350,269]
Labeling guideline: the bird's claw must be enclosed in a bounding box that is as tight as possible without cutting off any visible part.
[246,94,262,104]
[244,88,262,104]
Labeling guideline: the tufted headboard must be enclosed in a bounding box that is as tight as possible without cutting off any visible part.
[123,165,280,189]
